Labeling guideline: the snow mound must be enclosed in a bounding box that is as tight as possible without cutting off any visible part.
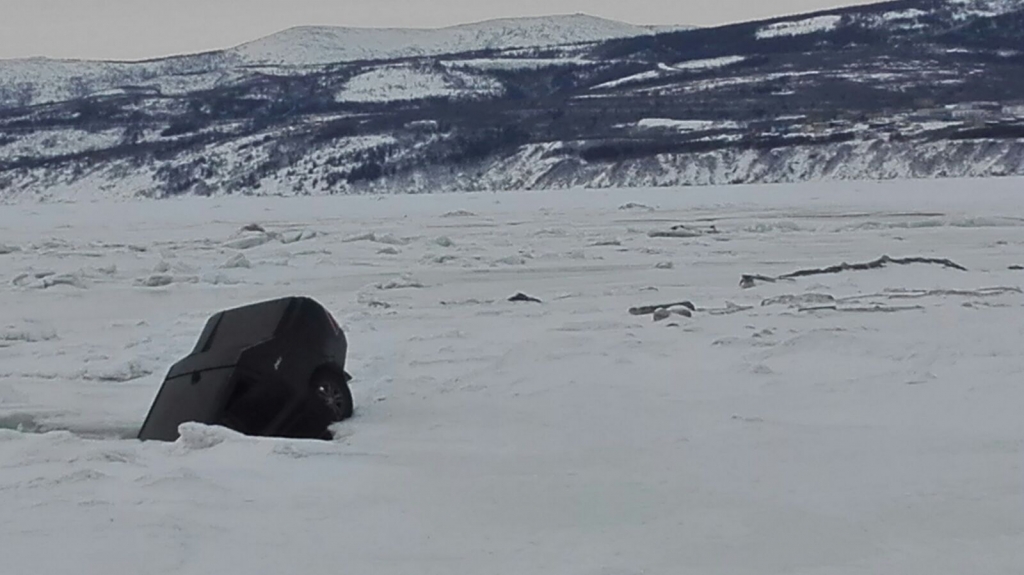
[0,322,58,343]
[376,276,425,290]
[423,254,459,264]
[12,271,89,290]
[343,232,410,245]
[441,210,476,217]
[220,253,252,269]
[81,358,156,383]
[619,202,655,211]
[201,271,243,285]
[224,232,275,250]
[0,429,28,441]
[493,254,528,266]
[42,273,87,289]
[134,274,174,288]
[280,230,319,244]
[174,423,251,451]
[745,221,806,233]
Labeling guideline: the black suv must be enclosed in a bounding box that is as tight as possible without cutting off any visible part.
[138,296,354,442]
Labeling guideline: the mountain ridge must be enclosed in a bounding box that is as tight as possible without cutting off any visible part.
[2,0,1024,201]
[229,14,694,67]
[0,14,691,109]
[0,14,690,68]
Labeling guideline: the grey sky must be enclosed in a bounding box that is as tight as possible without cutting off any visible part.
[2,0,873,61]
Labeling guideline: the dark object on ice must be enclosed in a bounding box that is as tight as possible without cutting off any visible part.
[674,224,717,234]
[1010,265,1024,271]
[741,255,967,288]
[653,306,692,321]
[648,224,719,239]
[648,227,702,239]
[509,292,542,303]
[739,274,778,289]
[629,300,696,316]
[138,296,353,442]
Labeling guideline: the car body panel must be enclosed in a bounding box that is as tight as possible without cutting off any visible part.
[138,297,351,442]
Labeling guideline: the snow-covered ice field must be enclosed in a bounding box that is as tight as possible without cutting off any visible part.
[1,178,1023,574]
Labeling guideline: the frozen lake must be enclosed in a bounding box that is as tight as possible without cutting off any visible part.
[2,177,1023,574]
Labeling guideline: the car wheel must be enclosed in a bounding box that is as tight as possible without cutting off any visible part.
[311,371,353,422]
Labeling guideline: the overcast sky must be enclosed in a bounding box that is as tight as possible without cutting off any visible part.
[2,0,874,61]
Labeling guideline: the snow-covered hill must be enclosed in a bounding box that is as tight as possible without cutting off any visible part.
[0,54,243,107]
[2,0,1024,201]
[230,14,686,66]
[0,14,683,108]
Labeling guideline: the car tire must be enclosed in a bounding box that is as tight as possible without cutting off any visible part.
[311,370,354,423]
